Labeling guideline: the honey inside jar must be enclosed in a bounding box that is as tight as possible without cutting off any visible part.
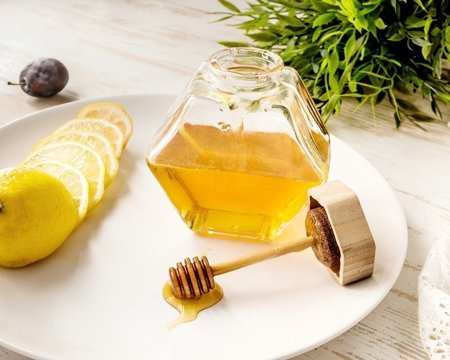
[147,123,326,241]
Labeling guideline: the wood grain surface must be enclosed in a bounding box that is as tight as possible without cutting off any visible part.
[0,1,448,359]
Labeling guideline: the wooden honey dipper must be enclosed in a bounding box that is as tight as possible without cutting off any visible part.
[169,180,376,299]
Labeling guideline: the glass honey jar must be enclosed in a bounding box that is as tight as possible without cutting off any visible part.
[147,47,330,241]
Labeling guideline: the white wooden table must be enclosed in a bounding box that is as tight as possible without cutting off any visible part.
[0,1,448,359]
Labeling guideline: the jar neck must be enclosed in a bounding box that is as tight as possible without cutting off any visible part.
[208,47,283,90]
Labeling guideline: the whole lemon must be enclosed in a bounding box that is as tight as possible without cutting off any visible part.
[0,167,78,268]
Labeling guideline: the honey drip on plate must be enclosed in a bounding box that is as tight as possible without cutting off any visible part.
[162,282,223,330]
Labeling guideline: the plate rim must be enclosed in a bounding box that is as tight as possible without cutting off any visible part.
[0,93,408,360]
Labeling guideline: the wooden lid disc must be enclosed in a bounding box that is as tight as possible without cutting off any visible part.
[307,180,376,285]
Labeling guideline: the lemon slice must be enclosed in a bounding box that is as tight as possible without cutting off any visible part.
[34,132,119,187]
[76,102,133,146]
[23,142,105,209]
[24,161,89,220]
[54,119,124,157]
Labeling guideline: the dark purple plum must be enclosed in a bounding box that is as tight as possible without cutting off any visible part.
[8,58,69,97]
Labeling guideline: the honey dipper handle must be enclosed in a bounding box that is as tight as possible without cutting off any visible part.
[211,236,315,276]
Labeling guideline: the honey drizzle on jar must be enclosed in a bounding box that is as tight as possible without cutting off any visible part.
[162,282,223,329]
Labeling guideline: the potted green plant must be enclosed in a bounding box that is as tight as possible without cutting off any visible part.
[217,0,450,127]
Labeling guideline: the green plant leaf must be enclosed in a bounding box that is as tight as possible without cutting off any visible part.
[422,44,431,59]
[210,14,234,23]
[433,49,443,77]
[312,26,322,42]
[219,41,253,48]
[344,32,357,61]
[374,18,387,29]
[320,30,344,42]
[414,0,426,11]
[341,0,359,15]
[238,14,270,31]
[410,37,432,47]
[328,50,340,76]
[389,33,405,41]
[313,13,335,27]
[329,73,340,93]
[406,16,421,26]
[373,55,402,66]
[286,36,296,50]
[247,31,278,42]
[424,16,433,37]
[406,20,428,29]
[218,0,240,13]
[278,14,304,27]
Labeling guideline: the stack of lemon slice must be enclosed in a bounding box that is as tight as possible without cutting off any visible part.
[22,102,133,221]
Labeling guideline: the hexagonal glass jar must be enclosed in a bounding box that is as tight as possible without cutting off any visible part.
[147,48,330,241]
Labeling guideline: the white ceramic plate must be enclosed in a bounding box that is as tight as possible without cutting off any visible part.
[0,94,407,360]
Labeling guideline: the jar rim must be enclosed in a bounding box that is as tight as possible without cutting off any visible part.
[208,47,284,82]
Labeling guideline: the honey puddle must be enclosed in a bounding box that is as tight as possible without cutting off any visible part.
[162,282,224,330]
